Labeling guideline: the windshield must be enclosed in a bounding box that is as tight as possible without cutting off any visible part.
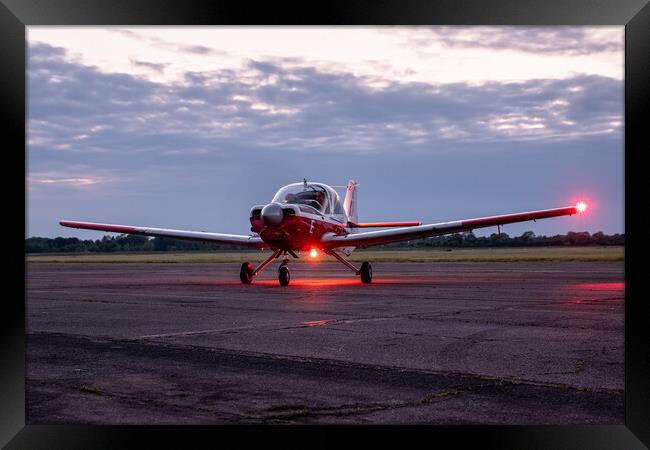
[272,183,330,213]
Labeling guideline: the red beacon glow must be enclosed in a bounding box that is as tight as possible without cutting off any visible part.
[576,201,588,213]
[310,248,318,258]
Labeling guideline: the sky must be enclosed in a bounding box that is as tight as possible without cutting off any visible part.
[26,26,624,239]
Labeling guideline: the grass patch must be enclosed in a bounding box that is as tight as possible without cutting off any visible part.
[26,246,623,263]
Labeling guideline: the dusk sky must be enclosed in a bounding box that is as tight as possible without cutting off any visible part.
[27,27,624,239]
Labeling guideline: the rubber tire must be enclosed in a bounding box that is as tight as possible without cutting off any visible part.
[360,261,372,284]
[240,262,254,284]
[279,266,290,286]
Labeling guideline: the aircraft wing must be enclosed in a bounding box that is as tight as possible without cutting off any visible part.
[320,205,583,249]
[59,220,266,249]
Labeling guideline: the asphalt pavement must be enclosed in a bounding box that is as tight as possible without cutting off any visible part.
[25,261,624,424]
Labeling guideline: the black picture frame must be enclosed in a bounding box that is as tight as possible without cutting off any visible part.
[4,0,649,447]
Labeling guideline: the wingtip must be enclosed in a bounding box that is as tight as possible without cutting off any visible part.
[575,201,588,214]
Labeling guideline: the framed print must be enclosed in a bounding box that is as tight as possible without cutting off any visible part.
[4,0,649,447]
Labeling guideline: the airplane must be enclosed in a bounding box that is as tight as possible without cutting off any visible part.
[60,179,588,286]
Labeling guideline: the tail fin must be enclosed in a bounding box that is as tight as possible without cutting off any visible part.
[343,180,359,224]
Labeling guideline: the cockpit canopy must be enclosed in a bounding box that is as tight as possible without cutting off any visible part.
[272,182,345,215]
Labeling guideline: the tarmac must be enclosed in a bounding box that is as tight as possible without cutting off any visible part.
[25,261,624,424]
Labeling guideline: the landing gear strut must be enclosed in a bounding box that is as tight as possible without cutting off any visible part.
[324,249,373,284]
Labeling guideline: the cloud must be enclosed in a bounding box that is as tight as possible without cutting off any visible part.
[28,42,622,163]
[29,175,101,187]
[399,26,622,56]
[131,60,169,73]
[108,29,228,56]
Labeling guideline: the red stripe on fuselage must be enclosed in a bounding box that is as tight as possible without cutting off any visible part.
[349,221,421,228]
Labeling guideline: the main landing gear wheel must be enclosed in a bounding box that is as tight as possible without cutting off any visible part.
[240,262,254,284]
[278,265,290,286]
[360,261,372,284]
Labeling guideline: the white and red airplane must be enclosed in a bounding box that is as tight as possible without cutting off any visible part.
[60,180,588,286]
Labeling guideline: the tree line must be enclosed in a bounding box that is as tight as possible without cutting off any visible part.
[383,231,624,248]
[26,231,624,253]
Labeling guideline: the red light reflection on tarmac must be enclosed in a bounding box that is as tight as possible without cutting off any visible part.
[134,276,445,288]
[561,282,624,305]
[252,277,361,287]
[249,276,445,287]
[573,282,624,291]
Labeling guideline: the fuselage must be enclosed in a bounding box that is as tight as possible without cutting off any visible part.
[249,182,349,251]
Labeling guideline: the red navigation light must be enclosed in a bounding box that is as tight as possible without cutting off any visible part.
[310,249,318,258]
[576,201,588,213]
